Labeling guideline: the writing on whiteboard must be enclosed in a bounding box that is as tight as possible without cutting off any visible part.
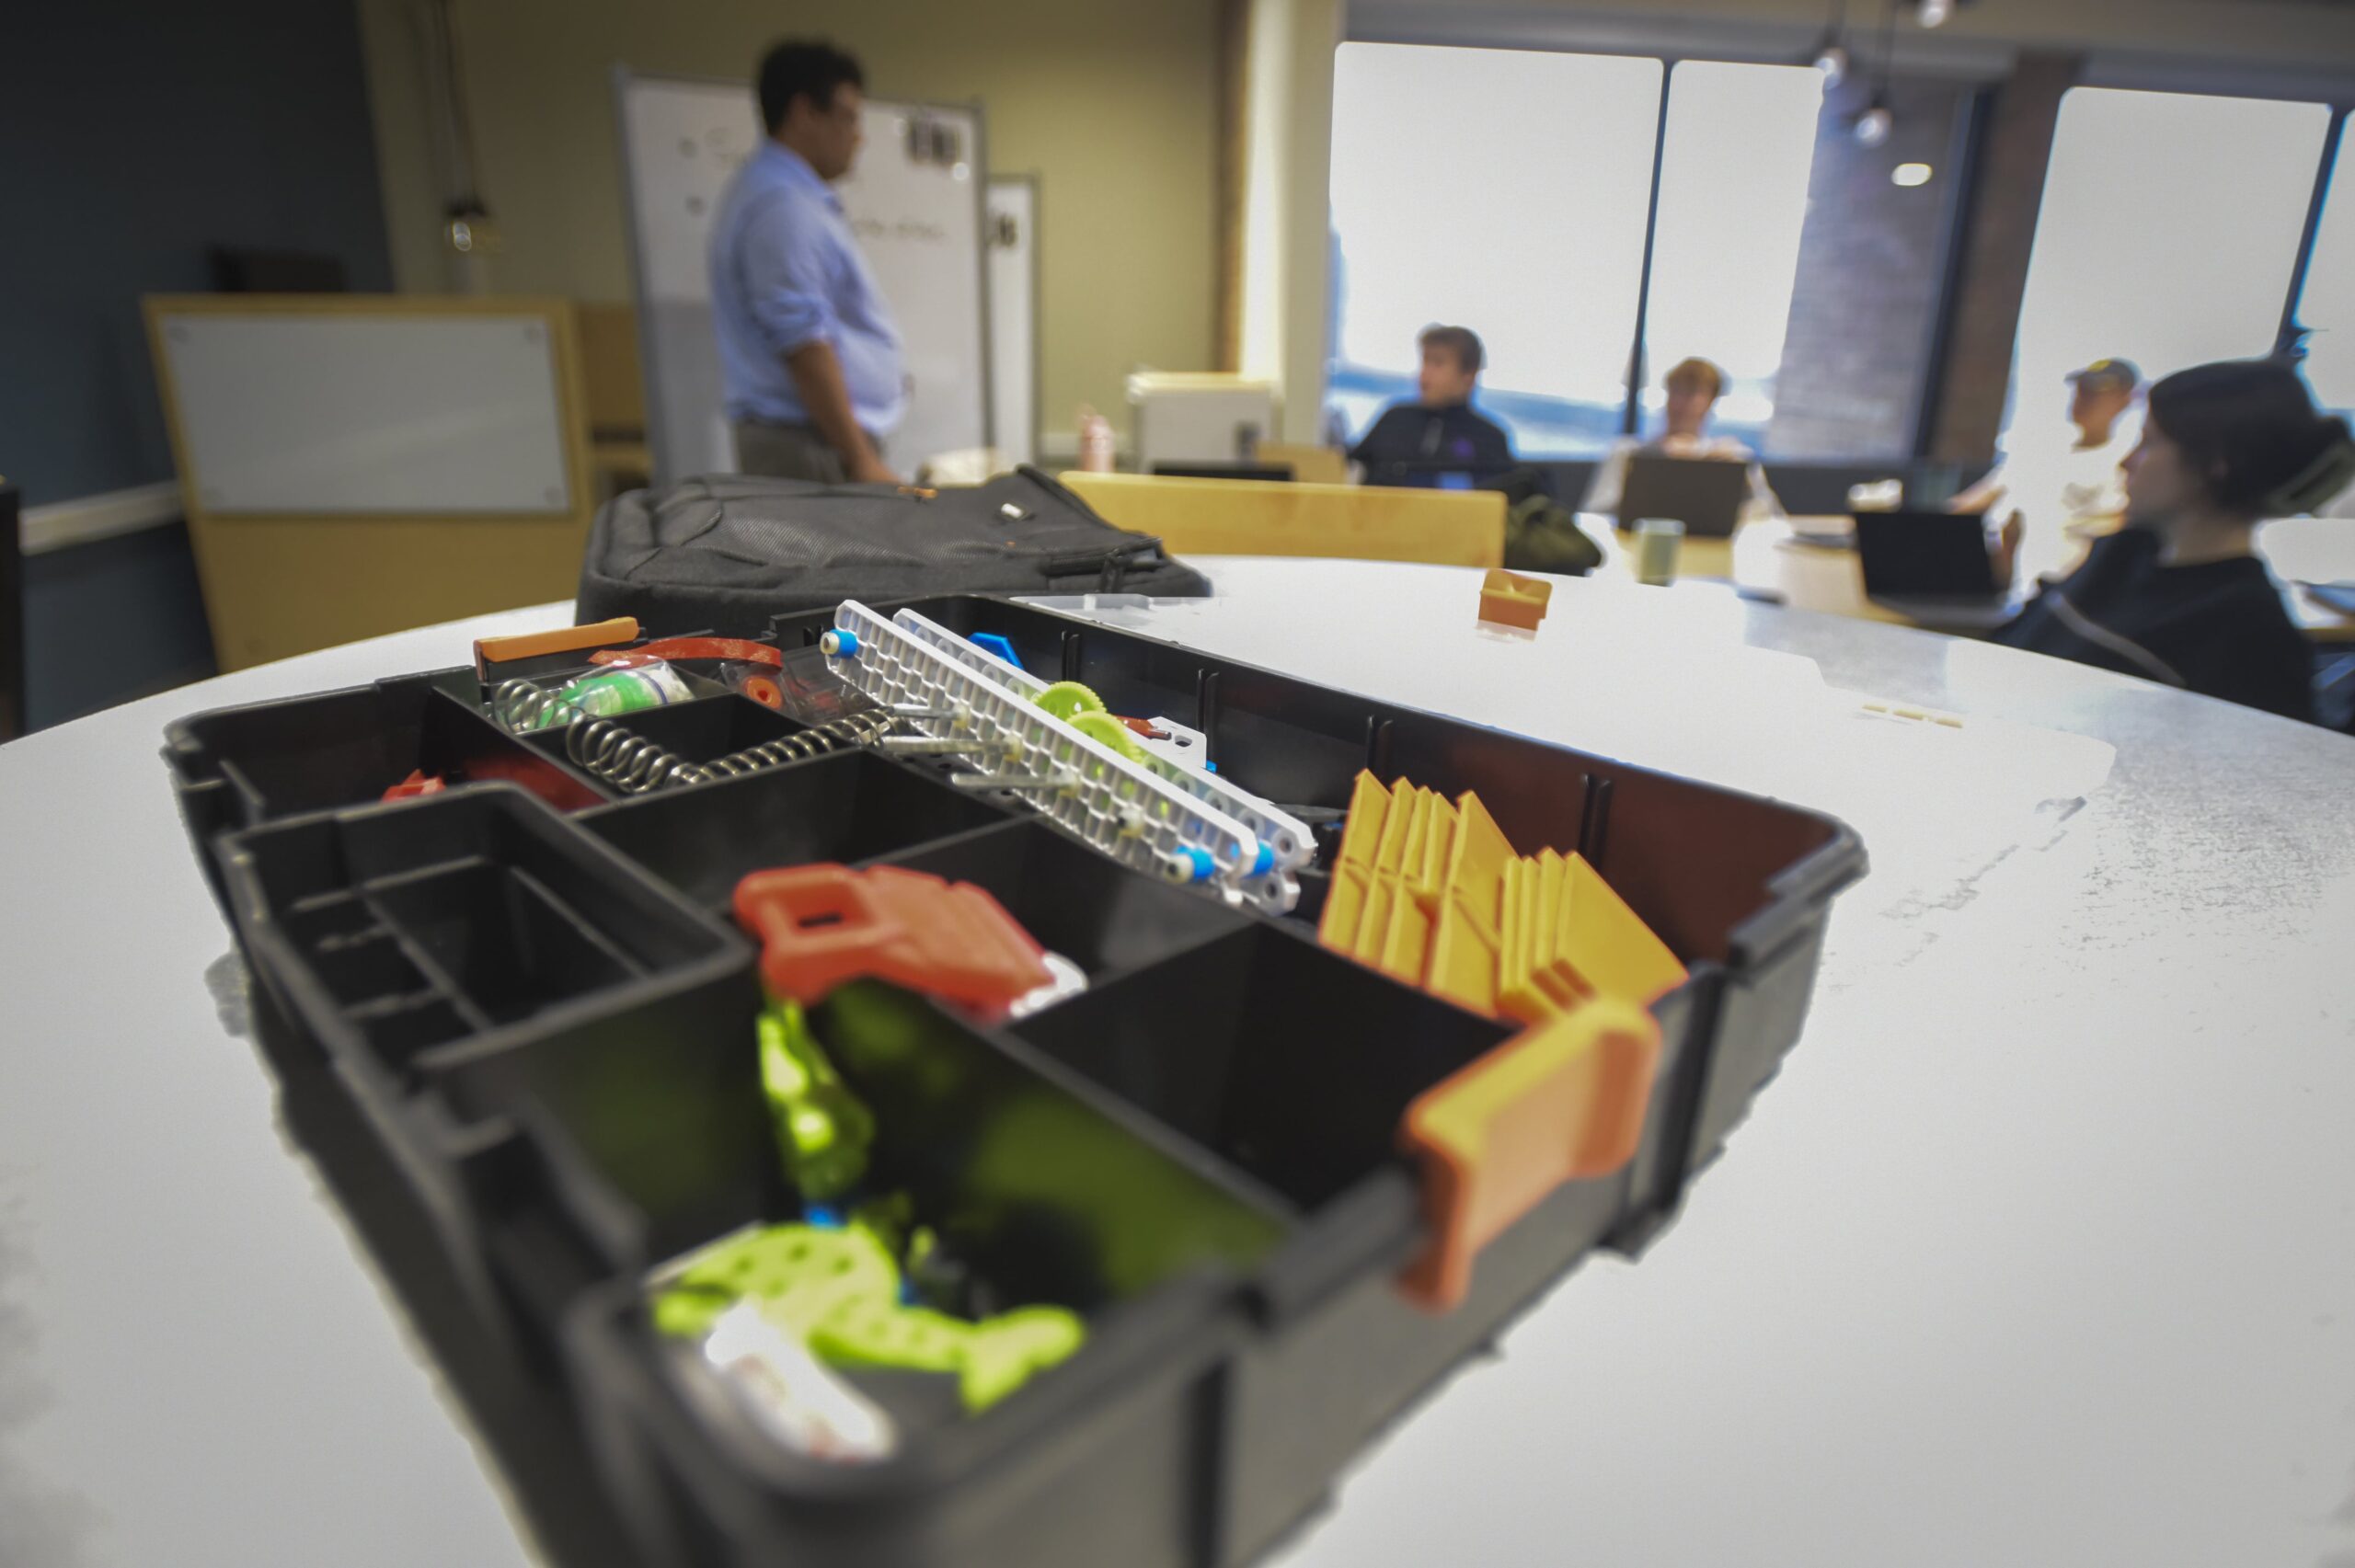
[852,217,950,246]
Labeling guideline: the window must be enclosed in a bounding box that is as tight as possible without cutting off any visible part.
[1327,43,1664,457]
[1327,45,1832,460]
[2294,129,2355,418]
[2007,88,2330,441]
[1639,62,1827,452]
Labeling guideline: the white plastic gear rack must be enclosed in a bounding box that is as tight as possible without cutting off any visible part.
[820,601,1293,910]
[887,607,1311,910]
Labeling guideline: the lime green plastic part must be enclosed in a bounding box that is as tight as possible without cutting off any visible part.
[958,1308,1089,1412]
[652,1222,1086,1413]
[1030,681,1106,721]
[1065,709,1145,761]
[759,1000,875,1202]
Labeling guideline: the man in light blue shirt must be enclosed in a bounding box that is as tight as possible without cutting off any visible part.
[711,40,905,484]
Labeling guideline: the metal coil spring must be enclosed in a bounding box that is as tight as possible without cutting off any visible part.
[492,676,894,795]
[563,715,707,794]
[696,712,897,782]
[490,678,584,735]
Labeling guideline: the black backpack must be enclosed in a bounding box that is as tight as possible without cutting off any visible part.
[577,466,1210,635]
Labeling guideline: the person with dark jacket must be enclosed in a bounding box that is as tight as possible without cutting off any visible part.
[1350,326,1514,483]
[1993,359,2355,722]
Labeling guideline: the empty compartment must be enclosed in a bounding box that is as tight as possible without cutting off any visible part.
[226,787,748,1078]
[1013,922,1516,1212]
[368,861,642,1024]
[580,750,1014,911]
[869,819,1251,980]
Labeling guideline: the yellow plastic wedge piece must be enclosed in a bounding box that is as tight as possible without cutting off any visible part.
[1497,855,1560,1025]
[1410,791,1457,914]
[1559,854,1689,1005]
[1317,771,1393,954]
[1352,779,1419,964]
[1531,851,1582,1008]
[1378,790,1443,982]
[1427,789,1513,1014]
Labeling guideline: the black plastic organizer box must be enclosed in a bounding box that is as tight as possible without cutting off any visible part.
[165,595,1864,1568]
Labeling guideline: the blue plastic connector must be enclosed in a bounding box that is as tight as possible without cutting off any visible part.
[1253,841,1275,876]
[820,628,860,658]
[1181,846,1216,882]
[971,632,1024,671]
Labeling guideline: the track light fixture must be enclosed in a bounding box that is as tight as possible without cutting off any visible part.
[1809,0,1851,86]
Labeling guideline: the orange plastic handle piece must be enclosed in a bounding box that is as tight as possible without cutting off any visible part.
[733,864,1050,1012]
[473,616,640,671]
[1396,999,1661,1311]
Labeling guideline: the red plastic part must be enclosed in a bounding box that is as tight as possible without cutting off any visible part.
[733,864,1051,1011]
[591,637,783,668]
[381,770,447,802]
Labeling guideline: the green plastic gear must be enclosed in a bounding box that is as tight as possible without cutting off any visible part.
[1066,709,1145,761]
[1030,681,1106,721]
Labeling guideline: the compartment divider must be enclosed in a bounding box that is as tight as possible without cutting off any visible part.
[355,889,500,1037]
[339,989,454,1023]
[507,865,653,982]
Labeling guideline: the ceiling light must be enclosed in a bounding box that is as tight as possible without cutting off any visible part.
[1918,0,1953,24]
[1891,162,1934,187]
[1815,41,1851,84]
[1854,98,1894,147]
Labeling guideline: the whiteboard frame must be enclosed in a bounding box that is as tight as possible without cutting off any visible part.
[141,293,591,521]
[987,172,1042,468]
[611,68,995,488]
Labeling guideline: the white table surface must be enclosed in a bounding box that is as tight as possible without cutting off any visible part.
[4,557,2350,1567]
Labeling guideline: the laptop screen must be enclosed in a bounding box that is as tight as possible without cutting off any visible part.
[1618,454,1749,537]
[1854,510,2001,597]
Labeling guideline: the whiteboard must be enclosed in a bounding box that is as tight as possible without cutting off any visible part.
[987,176,1040,466]
[615,71,991,486]
[155,314,572,513]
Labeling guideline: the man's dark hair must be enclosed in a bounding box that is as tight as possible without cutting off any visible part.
[2146,359,2355,516]
[758,40,865,135]
[1419,325,1485,377]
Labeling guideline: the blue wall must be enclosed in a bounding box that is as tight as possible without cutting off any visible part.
[21,523,216,730]
[0,0,395,506]
[1,0,396,727]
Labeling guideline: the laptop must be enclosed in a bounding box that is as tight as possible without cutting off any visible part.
[1853,509,2018,630]
[1151,461,1295,483]
[1617,454,1750,538]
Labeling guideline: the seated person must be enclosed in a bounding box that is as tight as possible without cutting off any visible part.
[1581,357,1783,523]
[1954,357,2142,575]
[1993,359,2355,723]
[1350,325,1514,482]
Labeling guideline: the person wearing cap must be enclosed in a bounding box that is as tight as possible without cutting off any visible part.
[1580,357,1784,523]
[1953,359,2143,550]
[1993,358,2355,722]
